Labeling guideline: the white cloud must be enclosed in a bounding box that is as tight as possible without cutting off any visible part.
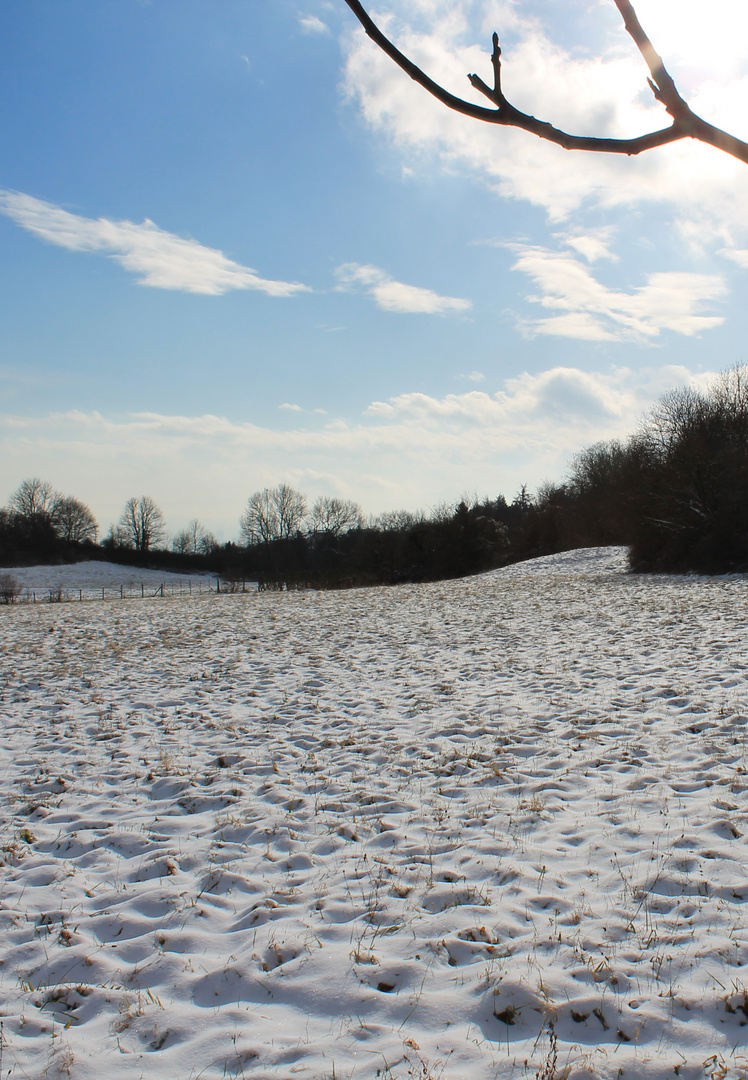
[0,365,717,535]
[507,243,725,341]
[279,402,303,411]
[556,227,618,265]
[300,14,330,34]
[367,363,718,430]
[0,189,310,297]
[335,261,471,313]
[720,248,748,269]
[631,0,748,83]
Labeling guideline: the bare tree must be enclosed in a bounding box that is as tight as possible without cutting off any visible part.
[240,489,278,544]
[275,483,307,538]
[342,0,748,165]
[240,484,307,545]
[310,495,363,537]
[172,519,217,555]
[50,495,98,543]
[8,479,99,544]
[375,508,425,531]
[309,496,363,537]
[8,477,56,518]
[118,496,166,552]
[105,524,131,548]
[0,573,21,604]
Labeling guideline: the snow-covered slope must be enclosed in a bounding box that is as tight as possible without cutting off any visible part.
[0,560,220,602]
[496,544,629,576]
[1,547,747,1079]
[0,559,214,588]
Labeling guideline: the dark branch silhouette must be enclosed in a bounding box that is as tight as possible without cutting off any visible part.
[342,0,748,164]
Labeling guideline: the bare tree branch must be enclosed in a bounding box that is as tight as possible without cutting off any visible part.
[610,0,686,119]
[342,0,748,164]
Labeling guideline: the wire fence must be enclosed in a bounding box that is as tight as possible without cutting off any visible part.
[0,578,258,606]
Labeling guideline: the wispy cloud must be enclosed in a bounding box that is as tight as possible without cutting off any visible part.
[720,247,748,269]
[555,227,618,264]
[508,243,725,341]
[335,262,471,314]
[0,189,310,297]
[300,14,330,35]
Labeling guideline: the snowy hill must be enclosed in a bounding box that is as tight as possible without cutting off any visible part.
[0,560,224,602]
[0,558,214,587]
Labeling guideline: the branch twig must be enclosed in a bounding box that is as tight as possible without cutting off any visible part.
[342,0,748,164]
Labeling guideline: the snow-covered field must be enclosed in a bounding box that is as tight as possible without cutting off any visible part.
[0,561,220,602]
[1,547,748,1079]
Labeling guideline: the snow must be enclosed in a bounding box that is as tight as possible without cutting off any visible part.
[0,560,219,601]
[0,560,217,588]
[1,546,748,1079]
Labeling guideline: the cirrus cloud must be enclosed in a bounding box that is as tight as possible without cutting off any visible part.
[335,261,471,313]
[507,243,726,341]
[0,189,310,297]
[300,14,330,35]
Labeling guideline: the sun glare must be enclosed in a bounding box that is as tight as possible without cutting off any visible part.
[632,0,748,78]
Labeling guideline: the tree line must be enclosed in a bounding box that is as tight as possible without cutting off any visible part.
[528,365,748,573]
[0,477,519,585]
[3,366,748,582]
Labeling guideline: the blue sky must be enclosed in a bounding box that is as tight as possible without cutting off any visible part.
[2,0,748,540]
